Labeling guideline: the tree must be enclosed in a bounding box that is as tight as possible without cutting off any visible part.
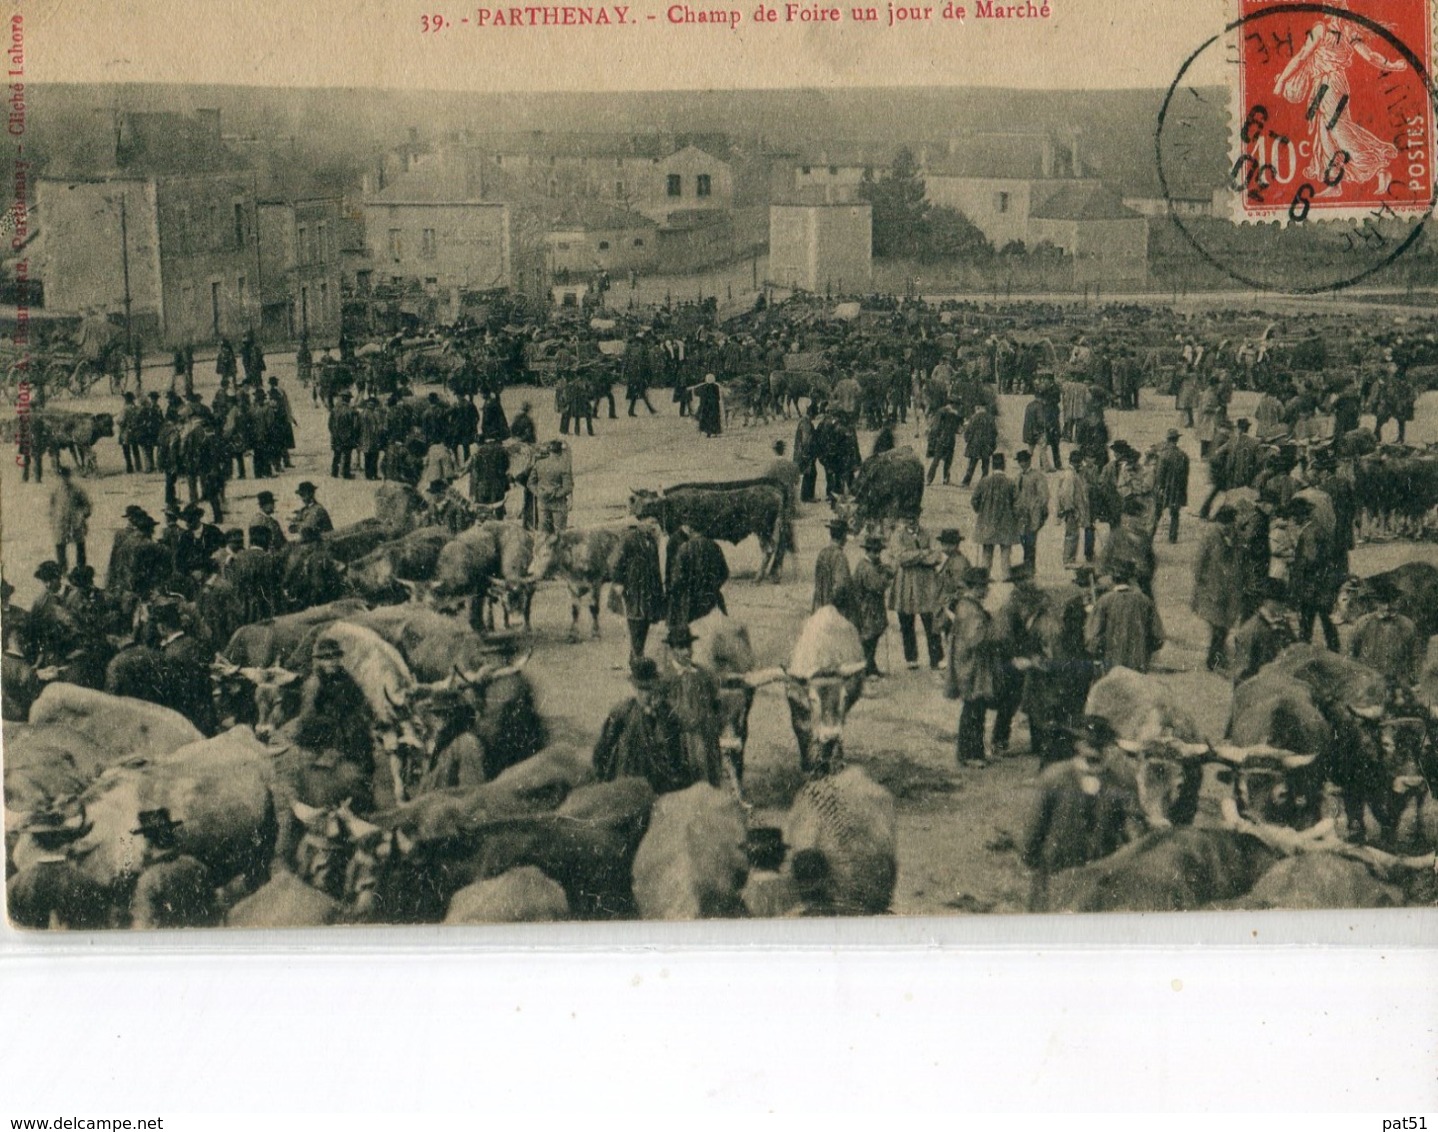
[860,150,992,262]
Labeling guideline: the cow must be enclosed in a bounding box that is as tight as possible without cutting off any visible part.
[746,605,867,777]
[347,526,449,605]
[58,727,280,918]
[783,766,898,916]
[525,524,627,640]
[1333,562,1438,640]
[431,522,535,633]
[850,446,925,529]
[1218,672,1330,830]
[321,518,399,565]
[476,522,538,633]
[219,599,371,670]
[629,480,787,580]
[0,410,116,475]
[1351,451,1438,534]
[689,609,760,786]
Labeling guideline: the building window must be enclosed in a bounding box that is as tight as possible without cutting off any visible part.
[421,228,436,258]
[319,282,328,318]
[828,165,838,176]
[615,181,625,199]
[317,222,329,261]
[297,226,308,265]
[233,203,247,248]
[598,240,610,250]
[237,276,247,306]
[391,276,403,285]
[995,191,1011,214]
[696,174,712,198]
[556,242,571,250]
[548,179,558,198]
[388,228,402,259]
[800,165,811,175]
[211,281,221,337]
[666,174,682,197]
[633,238,644,247]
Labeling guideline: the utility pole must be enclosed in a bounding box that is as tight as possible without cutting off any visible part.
[118,191,138,389]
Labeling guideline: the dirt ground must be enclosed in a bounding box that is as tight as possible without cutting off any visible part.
[5,353,1438,917]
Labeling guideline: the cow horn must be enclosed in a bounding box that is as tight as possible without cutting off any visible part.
[491,650,533,680]
[292,801,324,824]
[1115,739,1143,755]
[1282,752,1319,770]
[1348,703,1385,721]
[383,686,402,709]
[743,666,786,689]
[211,657,240,677]
[836,660,867,679]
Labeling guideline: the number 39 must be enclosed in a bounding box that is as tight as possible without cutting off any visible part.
[421,13,446,30]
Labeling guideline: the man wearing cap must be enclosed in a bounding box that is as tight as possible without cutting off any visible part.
[129,808,218,929]
[27,561,79,667]
[7,801,110,930]
[852,532,894,677]
[1014,449,1050,569]
[972,452,1020,581]
[662,622,724,790]
[888,518,944,671]
[291,482,334,541]
[1084,565,1164,673]
[251,491,287,551]
[813,519,853,612]
[1348,577,1423,685]
[947,565,1000,767]
[328,389,360,478]
[1231,577,1298,685]
[47,466,91,572]
[510,400,537,446]
[1191,506,1244,672]
[532,439,573,535]
[1153,428,1191,544]
[1284,496,1340,651]
[593,656,696,796]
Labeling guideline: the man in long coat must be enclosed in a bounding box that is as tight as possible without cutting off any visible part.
[851,532,894,677]
[960,404,998,487]
[1014,449,1050,568]
[947,566,1000,767]
[1056,451,1093,567]
[1152,428,1191,544]
[888,518,944,670]
[615,517,666,663]
[1191,506,1245,672]
[666,527,729,631]
[925,399,962,486]
[1348,579,1423,685]
[662,623,723,790]
[1285,497,1341,651]
[48,467,91,571]
[593,657,697,796]
[972,452,1020,581]
[1084,568,1164,673]
[692,373,723,438]
[813,519,852,611]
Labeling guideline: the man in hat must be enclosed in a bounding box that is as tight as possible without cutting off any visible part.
[1284,496,1340,651]
[532,439,573,535]
[888,517,944,671]
[151,597,217,733]
[1153,428,1191,544]
[796,403,820,502]
[47,465,91,572]
[1191,505,1244,672]
[174,503,225,580]
[1084,565,1164,673]
[426,477,477,535]
[1231,576,1298,685]
[972,451,1020,581]
[291,482,333,541]
[118,390,144,474]
[251,490,287,551]
[1014,449,1050,568]
[7,801,110,929]
[1099,497,1158,599]
[813,518,853,612]
[852,531,894,677]
[129,808,218,929]
[28,561,78,667]
[291,634,380,803]
[358,394,387,481]
[593,655,696,795]
[268,375,296,468]
[947,565,999,767]
[1348,576,1423,685]
[661,621,724,790]
[135,390,164,472]
[466,435,511,518]
[1021,714,1143,912]
[227,524,282,624]
[1056,450,1093,568]
[933,527,972,617]
[328,389,360,478]
[283,524,346,612]
[479,388,509,444]
[960,402,998,487]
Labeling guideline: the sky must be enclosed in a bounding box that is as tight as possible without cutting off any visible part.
[23,0,1233,92]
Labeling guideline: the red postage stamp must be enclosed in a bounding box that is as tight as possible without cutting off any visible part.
[1231,0,1436,223]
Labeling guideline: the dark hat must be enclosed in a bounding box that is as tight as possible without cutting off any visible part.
[629,656,662,688]
[826,518,850,535]
[131,807,184,839]
[1077,715,1120,747]
[313,637,345,661]
[936,528,963,546]
[149,597,182,625]
[1111,439,1131,452]
[962,565,991,587]
[1072,565,1097,585]
[1236,418,1251,431]
[34,561,63,583]
[67,564,95,586]
[339,391,353,400]
[20,799,91,840]
[180,502,205,520]
[132,511,157,531]
[224,527,246,544]
[861,532,886,551]
[1166,427,1182,441]
[745,826,787,873]
[1212,505,1237,523]
[123,391,136,401]
[666,623,696,647]
[297,481,318,496]
[123,504,147,519]
[256,490,275,506]
[147,391,161,400]
[1015,449,1032,463]
[428,479,449,495]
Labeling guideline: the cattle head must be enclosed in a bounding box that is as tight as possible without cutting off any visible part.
[293,800,394,919]
[715,672,759,771]
[1379,715,1433,807]
[628,488,663,522]
[1112,737,1209,831]
[92,412,116,438]
[1212,744,1323,829]
[409,653,532,752]
[487,577,537,625]
[1331,575,1373,627]
[378,683,431,771]
[764,662,866,776]
[210,657,301,738]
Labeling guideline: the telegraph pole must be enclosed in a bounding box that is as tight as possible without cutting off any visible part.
[118,191,138,388]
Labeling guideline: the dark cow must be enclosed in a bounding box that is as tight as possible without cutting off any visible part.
[1220,673,1331,830]
[748,605,867,777]
[526,525,627,641]
[689,609,760,786]
[0,410,116,474]
[1351,451,1438,532]
[850,446,925,528]
[348,526,449,605]
[1334,561,1438,640]
[629,480,786,579]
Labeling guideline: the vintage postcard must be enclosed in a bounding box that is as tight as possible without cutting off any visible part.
[2,0,1436,934]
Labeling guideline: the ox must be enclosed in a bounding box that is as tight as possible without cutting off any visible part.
[526,524,627,640]
[0,409,115,475]
[850,446,925,529]
[1219,672,1330,830]
[347,526,449,605]
[689,609,760,785]
[1334,562,1438,639]
[430,521,536,632]
[629,480,787,580]
[746,605,867,777]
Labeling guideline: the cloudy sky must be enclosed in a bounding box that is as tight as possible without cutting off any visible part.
[26,0,1232,91]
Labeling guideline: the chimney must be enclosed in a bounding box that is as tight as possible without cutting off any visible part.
[1069,128,1082,178]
